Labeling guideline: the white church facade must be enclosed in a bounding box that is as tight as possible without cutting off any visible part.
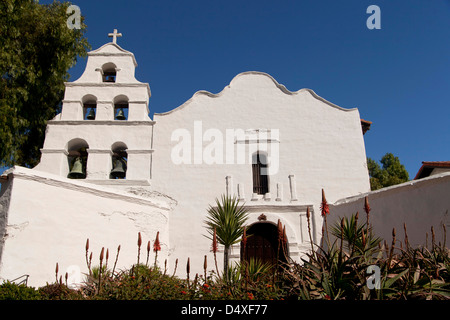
[1,32,449,288]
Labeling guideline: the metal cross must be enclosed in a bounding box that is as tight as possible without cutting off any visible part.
[108,29,122,44]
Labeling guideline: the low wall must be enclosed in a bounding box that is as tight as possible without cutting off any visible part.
[0,166,173,288]
[329,172,450,248]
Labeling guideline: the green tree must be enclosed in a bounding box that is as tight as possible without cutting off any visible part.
[0,0,90,168]
[204,195,249,276]
[367,153,409,190]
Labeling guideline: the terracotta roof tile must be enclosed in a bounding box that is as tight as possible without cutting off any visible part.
[414,161,450,179]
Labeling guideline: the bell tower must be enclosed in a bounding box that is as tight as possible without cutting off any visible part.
[35,30,154,186]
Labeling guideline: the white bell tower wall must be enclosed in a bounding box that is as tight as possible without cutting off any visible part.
[35,38,154,186]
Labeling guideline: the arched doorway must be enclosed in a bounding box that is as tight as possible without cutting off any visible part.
[240,222,288,266]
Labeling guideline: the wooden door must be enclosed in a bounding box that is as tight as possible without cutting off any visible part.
[241,223,287,265]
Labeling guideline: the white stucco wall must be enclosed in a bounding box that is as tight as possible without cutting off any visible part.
[329,172,450,248]
[151,71,371,277]
[0,167,173,288]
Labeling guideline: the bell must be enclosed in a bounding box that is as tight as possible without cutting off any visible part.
[105,75,115,82]
[68,157,86,179]
[115,108,126,120]
[86,108,96,120]
[110,157,127,179]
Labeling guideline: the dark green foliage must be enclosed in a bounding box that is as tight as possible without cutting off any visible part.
[0,281,41,300]
[367,153,410,190]
[0,0,90,167]
[38,282,80,300]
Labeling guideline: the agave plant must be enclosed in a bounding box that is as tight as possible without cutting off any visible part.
[204,195,249,276]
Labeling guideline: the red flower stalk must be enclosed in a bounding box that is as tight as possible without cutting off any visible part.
[242,226,247,248]
[364,196,371,214]
[320,189,330,217]
[153,231,161,252]
[137,232,142,265]
[211,227,218,253]
[364,196,371,232]
[211,227,220,278]
[282,225,287,246]
[186,257,190,275]
[137,232,142,248]
[277,219,283,241]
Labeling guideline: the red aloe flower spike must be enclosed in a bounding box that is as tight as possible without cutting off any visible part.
[105,248,109,270]
[153,231,161,252]
[277,219,283,241]
[55,263,59,282]
[186,258,190,275]
[146,240,151,266]
[364,196,371,214]
[364,196,371,233]
[137,232,142,265]
[320,188,330,217]
[211,227,218,253]
[137,232,142,248]
[242,226,247,247]
[211,227,220,278]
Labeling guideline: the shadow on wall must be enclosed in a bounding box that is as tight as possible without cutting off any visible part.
[0,175,13,264]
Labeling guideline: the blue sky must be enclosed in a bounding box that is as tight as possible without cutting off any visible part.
[8,0,450,177]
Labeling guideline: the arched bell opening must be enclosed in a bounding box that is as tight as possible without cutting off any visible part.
[82,95,97,120]
[66,138,89,179]
[240,222,289,268]
[110,142,127,179]
[113,95,128,121]
[102,62,117,83]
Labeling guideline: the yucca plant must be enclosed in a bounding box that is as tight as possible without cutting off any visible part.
[204,194,249,276]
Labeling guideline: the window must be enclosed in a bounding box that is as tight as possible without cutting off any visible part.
[252,152,269,194]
